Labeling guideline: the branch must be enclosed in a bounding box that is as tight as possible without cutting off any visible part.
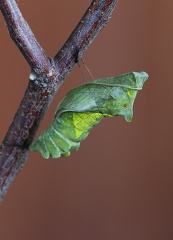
[0,0,118,201]
[0,0,51,75]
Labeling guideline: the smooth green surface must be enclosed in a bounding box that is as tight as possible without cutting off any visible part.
[30,72,148,159]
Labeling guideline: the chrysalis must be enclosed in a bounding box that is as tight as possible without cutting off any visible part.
[29,71,148,158]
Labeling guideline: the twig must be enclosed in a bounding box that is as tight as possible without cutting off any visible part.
[0,0,51,74]
[0,0,118,202]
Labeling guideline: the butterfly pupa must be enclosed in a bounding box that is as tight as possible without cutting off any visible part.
[30,71,148,159]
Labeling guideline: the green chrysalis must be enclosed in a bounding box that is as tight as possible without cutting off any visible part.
[30,71,148,159]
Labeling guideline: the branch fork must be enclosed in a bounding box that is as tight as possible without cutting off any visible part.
[0,0,118,201]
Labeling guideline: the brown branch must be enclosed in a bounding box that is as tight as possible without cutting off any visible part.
[0,0,51,75]
[0,0,118,201]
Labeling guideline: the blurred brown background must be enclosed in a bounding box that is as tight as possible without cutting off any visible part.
[0,0,173,239]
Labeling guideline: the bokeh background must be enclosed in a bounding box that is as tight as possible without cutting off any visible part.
[0,1,173,239]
